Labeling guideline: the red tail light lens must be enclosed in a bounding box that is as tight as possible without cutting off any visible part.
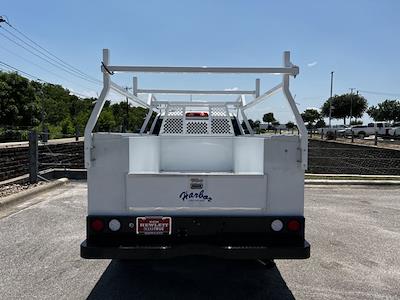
[186,112,209,118]
[90,219,104,232]
[287,220,301,231]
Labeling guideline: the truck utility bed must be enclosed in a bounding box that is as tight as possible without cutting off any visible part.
[81,49,310,260]
[87,133,303,216]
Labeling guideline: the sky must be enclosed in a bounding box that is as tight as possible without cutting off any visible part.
[1,0,400,124]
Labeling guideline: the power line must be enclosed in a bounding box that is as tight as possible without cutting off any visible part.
[0,60,45,82]
[5,21,102,83]
[10,26,101,83]
[0,25,101,85]
[0,43,99,91]
[0,30,101,86]
[0,60,95,98]
[0,17,101,84]
[358,90,400,98]
[0,44,75,83]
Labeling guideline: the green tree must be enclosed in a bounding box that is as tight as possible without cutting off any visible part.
[321,93,368,124]
[367,99,400,123]
[315,119,326,128]
[350,119,363,125]
[128,107,148,132]
[0,72,40,126]
[263,112,276,126]
[286,121,295,129]
[301,109,321,125]
[97,106,116,132]
[241,119,260,133]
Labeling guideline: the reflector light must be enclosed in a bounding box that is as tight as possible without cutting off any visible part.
[109,219,121,231]
[271,219,283,232]
[287,220,301,231]
[90,219,104,232]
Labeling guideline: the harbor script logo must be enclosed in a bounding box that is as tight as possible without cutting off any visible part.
[179,190,212,202]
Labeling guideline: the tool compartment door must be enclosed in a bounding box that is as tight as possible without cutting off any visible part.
[125,174,267,215]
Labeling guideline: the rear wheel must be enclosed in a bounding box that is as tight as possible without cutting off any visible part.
[358,132,366,139]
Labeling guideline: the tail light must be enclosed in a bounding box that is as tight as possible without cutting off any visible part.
[186,112,209,118]
[90,219,104,232]
[287,219,301,231]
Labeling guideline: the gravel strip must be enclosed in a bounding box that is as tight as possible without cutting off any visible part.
[0,181,48,198]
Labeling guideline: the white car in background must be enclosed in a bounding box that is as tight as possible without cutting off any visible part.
[388,123,400,137]
[317,125,349,136]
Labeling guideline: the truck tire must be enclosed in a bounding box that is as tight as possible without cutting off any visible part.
[358,132,366,139]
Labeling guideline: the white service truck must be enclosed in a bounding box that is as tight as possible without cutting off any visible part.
[80,49,310,260]
[346,122,392,138]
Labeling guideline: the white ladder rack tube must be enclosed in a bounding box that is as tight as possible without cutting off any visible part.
[84,49,111,168]
[149,112,160,134]
[137,89,256,95]
[282,51,308,169]
[140,94,154,134]
[241,82,283,111]
[106,65,299,75]
[153,101,239,106]
[109,81,155,110]
[240,95,254,136]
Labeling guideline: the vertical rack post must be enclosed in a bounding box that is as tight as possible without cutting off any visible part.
[84,48,111,168]
[282,51,308,170]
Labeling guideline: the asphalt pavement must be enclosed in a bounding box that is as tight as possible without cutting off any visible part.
[0,182,399,299]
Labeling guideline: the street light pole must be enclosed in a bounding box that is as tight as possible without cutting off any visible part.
[125,87,129,132]
[329,71,334,127]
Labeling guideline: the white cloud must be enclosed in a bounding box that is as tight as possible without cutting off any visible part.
[224,87,239,91]
[307,61,318,67]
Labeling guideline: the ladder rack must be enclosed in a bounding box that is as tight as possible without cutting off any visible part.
[84,49,308,169]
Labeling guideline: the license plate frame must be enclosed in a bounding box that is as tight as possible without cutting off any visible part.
[136,216,172,235]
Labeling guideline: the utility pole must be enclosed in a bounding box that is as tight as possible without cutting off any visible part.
[349,88,355,125]
[329,71,334,127]
[123,86,132,132]
[125,87,129,132]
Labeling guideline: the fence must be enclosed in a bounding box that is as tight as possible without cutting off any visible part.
[314,128,400,149]
[308,139,400,175]
[1,131,400,183]
[0,131,83,182]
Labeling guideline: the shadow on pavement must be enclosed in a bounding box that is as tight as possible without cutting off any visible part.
[87,257,295,299]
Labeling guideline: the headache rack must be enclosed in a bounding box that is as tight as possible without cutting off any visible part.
[84,49,308,169]
[158,102,235,136]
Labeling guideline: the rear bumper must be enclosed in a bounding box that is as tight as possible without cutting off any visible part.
[82,215,310,259]
[81,240,310,260]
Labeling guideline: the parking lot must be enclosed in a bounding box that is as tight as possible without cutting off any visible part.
[0,182,399,299]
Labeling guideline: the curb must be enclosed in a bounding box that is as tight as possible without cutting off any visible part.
[0,178,69,209]
[305,179,400,186]
[305,173,400,179]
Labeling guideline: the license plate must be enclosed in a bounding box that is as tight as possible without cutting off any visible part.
[136,217,172,235]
